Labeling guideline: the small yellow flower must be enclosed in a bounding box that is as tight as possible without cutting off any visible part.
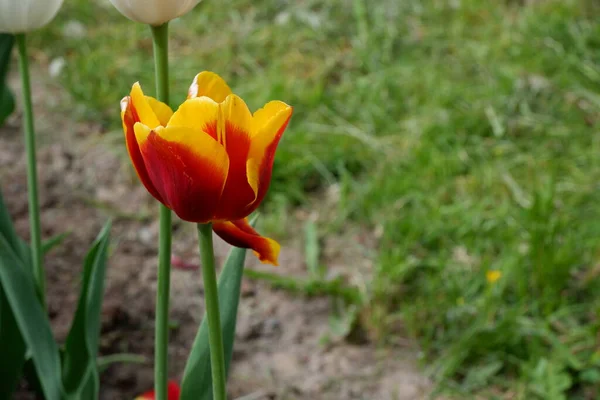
[486,270,502,284]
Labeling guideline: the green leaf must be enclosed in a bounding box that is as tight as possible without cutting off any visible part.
[0,188,23,260]
[304,220,323,279]
[0,86,14,127]
[0,190,32,277]
[0,189,35,399]
[42,232,70,255]
[0,284,27,398]
[0,234,63,400]
[0,188,66,273]
[179,234,250,400]
[97,353,147,374]
[62,221,111,399]
[0,34,14,126]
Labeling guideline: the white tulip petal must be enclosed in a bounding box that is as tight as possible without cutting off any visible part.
[0,0,64,33]
[108,0,202,26]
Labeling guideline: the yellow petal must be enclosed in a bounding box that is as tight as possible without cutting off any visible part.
[133,122,152,147]
[187,71,233,103]
[219,94,253,151]
[130,82,161,128]
[252,101,291,135]
[145,96,173,127]
[167,97,219,139]
[246,103,293,197]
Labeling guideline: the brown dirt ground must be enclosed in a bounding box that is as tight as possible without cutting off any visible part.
[0,67,433,400]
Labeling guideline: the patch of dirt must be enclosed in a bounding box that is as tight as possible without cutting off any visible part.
[1,68,433,400]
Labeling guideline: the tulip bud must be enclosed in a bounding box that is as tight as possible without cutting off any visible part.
[0,0,65,33]
[108,0,202,26]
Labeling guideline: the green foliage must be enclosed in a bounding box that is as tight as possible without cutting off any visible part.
[180,232,249,400]
[62,221,111,399]
[0,234,63,400]
[42,232,70,255]
[0,286,27,398]
[304,220,325,280]
[0,33,14,126]
[0,188,112,399]
[28,0,600,397]
[0,190,28,399]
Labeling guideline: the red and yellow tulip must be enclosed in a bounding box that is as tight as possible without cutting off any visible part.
[120,72,292,265]
[135,381,180,400]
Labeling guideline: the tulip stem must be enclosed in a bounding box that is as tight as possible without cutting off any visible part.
[15,33,45,307]
[197,223,227,400]
[151,22,172,400]
[151,23,170,105]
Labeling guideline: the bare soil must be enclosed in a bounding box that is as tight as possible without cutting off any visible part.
[0,68,433,400]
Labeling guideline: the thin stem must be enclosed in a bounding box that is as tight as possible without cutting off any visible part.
[151,23,170,103]
[150,22,172,400]
[15,34,44,307]
[197,223,227,400]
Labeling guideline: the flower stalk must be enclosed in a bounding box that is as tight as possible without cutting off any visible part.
[150,22,172,400]
[197,223,227,400]
[15,33,44,306]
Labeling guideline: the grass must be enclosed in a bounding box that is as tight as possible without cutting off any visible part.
[27,0,600,397]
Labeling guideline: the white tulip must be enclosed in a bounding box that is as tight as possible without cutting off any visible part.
[0,0,64,33]
[108,0,202,26]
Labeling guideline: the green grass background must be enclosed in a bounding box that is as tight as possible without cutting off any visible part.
[31,0,600,398]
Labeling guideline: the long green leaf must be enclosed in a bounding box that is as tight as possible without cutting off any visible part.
[0,189,33,399]
[0,34,14,126]
[179,240,250,400]
[62,221,111,399]
[97,353,147,374]
[0,86,14,128]
[0,188,22,260]
[0,189,32,276]
[0,234,63,400]
[0,284,26,399]
[0,190,30,399]
[42,232,70,255]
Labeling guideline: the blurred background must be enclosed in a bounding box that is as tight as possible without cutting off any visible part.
[2,0,600,398]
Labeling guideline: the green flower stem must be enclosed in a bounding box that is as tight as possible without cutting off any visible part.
[197,223,227,400]
[150,23,172,400]
[15,33,44,307]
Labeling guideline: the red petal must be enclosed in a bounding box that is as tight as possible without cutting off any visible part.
[245,106,292,216]
[136,125,229,223]
[135,381,180,400]
[120,96,164,203]
[213,219,280,265]
[213,96,256,221]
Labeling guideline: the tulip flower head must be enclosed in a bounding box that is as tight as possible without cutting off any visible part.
[0,0,64,33]
[120,72,292,265]
[135,381,180,400]
[109,0,202,26]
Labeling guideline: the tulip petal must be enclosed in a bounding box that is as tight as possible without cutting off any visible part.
[246,102,293,212]
[120,96,164,203]
[135,381,181,400]
[187,71,232,103]
[130,82,162,129]
[220,95,254,150]
[166,97,219,141]
[145,96,173,127]
[213,219,281,265]
[251,101,291,134]
[134,124,230,223]
[213,95,257,220]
